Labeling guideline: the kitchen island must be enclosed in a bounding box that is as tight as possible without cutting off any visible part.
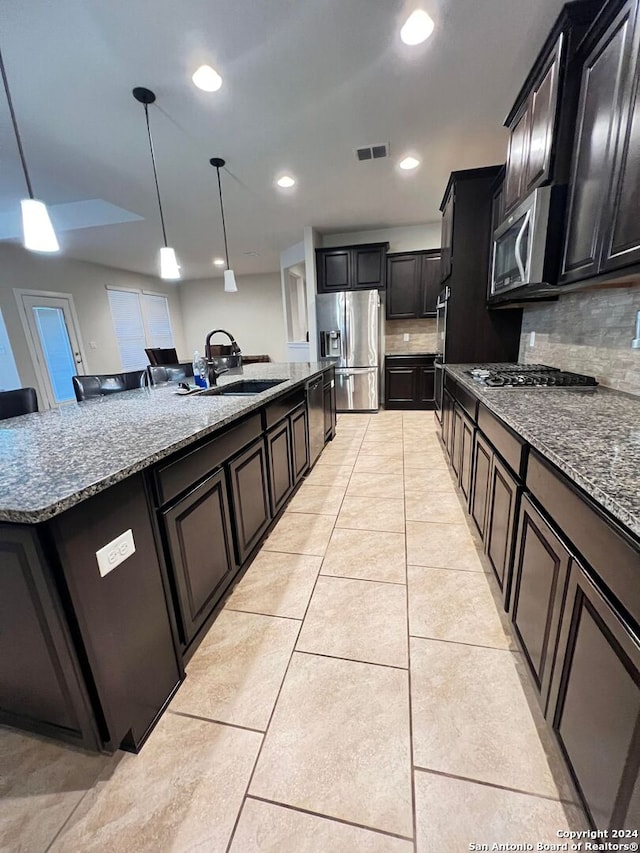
[0,362,336,754]
[441,364,639,831]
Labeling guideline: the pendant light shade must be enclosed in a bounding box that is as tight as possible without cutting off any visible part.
[0,47,60,254]
[133,87,180,281]
[210,157,238,293]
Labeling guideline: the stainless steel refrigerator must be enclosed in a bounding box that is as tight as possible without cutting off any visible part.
[317,289,381,412]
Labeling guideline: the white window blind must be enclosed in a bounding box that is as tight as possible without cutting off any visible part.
[0,308,21,391]
[107,288,175,371]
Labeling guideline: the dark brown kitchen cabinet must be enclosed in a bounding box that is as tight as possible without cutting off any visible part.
[451,405,464,478]
[504,106,532,213]
[485,454,520,597]
[323,372,336,441]
[316,243,388,293]
[385,355,435,410]
[441,389,454,455]
[458,411,474,504]
[266,420,295,516]
[562,0,638,283]
[470,431,492,538]
[509,495,570,704]
[227,438,271,564]
[163,469,236,646]
[386,251,442,319]
[290,404,309,483]
[440,185,454,282]
[547,561,640,830]
[603,10,640,272]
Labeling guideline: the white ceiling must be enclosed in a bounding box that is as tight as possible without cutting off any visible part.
[1,0,567,280]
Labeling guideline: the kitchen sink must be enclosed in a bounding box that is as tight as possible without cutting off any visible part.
[198,379,286,396]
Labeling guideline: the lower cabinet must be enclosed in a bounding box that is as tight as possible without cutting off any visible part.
[442,390,454,457]
[451,405,464,477]
[323,378,336,441]
[385,355,436,410]
[228,437,272,564]
[163,469,236,646]
[471,431,492,538]
[266,419,295,516]
[459,411,474,503]
[509,496,570,703]
[547,561,640,830]
[291,404,310,482]
[485,454,520,596]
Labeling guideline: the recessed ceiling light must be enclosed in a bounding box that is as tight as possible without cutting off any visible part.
[192,65,222,92]
[399,156,420,170]
[213,257,225,266]
[276,175,296,188]
[400,10,435,45]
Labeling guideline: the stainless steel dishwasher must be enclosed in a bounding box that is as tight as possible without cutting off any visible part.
[306,375,325,466]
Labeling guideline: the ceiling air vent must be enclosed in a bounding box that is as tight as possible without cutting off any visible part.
[356,143,389,161]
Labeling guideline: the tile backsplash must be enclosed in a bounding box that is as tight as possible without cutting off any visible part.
[519,285,640,396]
[385,319,438,354]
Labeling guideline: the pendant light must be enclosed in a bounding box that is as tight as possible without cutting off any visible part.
[209,157,237,292]
[132,87,180,280]
[0,46,59,253]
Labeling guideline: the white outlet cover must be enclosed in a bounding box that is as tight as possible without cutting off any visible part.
[403,333,410,342]
[529,331,536,347]
[96,529,136,577]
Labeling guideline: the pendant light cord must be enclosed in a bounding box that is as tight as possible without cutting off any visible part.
[215,165,231,270]
[142,102,169,248]
[0,46,34,199]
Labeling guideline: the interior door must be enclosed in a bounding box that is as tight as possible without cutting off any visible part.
[17,291,86,408]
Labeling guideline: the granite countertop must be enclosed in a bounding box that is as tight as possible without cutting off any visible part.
[0,362,330,524]
[446,364,640,540]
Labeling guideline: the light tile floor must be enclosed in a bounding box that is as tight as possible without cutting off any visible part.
[0,411,587,852]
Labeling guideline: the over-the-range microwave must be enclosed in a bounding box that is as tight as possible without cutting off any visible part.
[489,185,566,303]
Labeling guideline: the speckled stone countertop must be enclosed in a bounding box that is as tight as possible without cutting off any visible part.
[0,363,330,524]
[446,365,640,540]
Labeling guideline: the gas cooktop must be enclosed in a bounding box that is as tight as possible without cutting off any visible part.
[467,364,598,388]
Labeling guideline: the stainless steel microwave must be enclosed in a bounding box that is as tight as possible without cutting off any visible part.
[490,186,564,297]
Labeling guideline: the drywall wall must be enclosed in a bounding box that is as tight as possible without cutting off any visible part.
[519,284,640,396]
[321,223,441,252]
[0,242,186,394]
[179,272,287,362]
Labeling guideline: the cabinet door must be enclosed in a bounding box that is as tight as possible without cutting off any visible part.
[562,4,635,281]
[419,253,442,316]
[442,390,454,455]
[316,249,351,292]
[266,420,294,516]
[228,438,271,564]
[323,379,336,441]
[385,367,418,407]
[548,561,640,829]
[509,496,570,703]
[290,404,309,483]
[524,37,562,195]
[417,368,435,403]
[471,431,492,539]
[451,405,464,477]
[504,105,531,213]
[386,255,420,319]
[352,245,386,289]
[440,187,454,282]
[485,454,519,598]
[458,413,474,504]
[164,469,236,646]
[603,22,640,271]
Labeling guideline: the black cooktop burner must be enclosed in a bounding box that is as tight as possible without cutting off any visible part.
[467,364,598,388]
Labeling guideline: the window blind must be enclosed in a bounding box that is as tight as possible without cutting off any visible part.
[107,288,175,371]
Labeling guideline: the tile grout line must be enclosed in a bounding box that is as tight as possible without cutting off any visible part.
[412,765,581,807]
[225,416,372,852]
[167,709,266,734]
[402,412,419,853]
[293,648,408,671]
[246,794,415,844]
[223,607,303,622]
[318,572,406,587]
[408,632,520,654]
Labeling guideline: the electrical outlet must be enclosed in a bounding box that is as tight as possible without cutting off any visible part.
[96,529,136,577]
[403,333,410,342]
[529,331,536,348]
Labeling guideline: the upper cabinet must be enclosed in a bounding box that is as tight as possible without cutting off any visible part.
[440,184,454,282]
[386,250,442,319]
[502,2,602,218]
[316,243,388,293]
[561,0,640,283]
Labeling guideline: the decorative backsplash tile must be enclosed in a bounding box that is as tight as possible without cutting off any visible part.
[519,285,640,396]
[385,319,438,354]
